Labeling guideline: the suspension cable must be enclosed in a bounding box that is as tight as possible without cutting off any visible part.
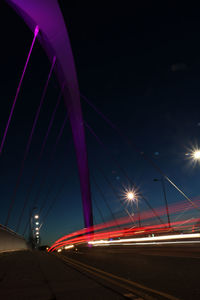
[85,121,164,226]
[91,173,120,228]
[81,94,200,212]
[15,57,57,231]
[5,56,56,227]
[0,26,39,155]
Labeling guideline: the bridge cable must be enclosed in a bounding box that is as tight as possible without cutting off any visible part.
[81,94,200,212]
[37,113,69,216]
[15,57,57,231]
[93,164,135,225]
[27,84,65,212]
[85,121,164,226]
[35,182,66,235]
[23,138,71,236]
[5,56,56,227]
[91,173,121,229]
[0,26,39,156]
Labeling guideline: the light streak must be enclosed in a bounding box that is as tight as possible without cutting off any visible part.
[49,219,199,252]
[116,241,200,246]
[49,197,200,252]
[88,233,200,245]
[64,245,74,250]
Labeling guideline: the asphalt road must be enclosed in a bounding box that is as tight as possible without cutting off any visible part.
[0,250,125,300]
[61,244,200,300]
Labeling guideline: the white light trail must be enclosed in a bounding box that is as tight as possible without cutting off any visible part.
[88,233,200,246]
[64,245,74,250]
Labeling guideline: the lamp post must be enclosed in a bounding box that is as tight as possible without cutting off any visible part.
[126,190,141,227]
[153,177,171,228]
[29,207,40,248]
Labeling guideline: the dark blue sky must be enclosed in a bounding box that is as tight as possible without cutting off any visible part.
[1,1,200,245]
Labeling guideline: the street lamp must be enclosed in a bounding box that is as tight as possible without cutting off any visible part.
[153,177,171,228]
[192,150,200,160]
[126,191,136,201]
[125,189,141,227]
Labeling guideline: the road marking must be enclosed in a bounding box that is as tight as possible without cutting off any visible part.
[58,254,180,300]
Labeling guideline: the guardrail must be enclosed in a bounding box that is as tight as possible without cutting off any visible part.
[0,224,28,252]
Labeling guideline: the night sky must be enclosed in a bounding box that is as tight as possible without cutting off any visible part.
[1,1,200,245]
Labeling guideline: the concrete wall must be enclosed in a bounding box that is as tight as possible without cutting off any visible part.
[0,225,28,252]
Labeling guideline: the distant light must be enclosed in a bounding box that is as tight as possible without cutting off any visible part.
[127,192,135,200]
[57,249,62,253]
[35,222,39,225]
[122,186,139,204]
[193,150,200,160]
[35,227,39,231]
[46,247,49,250]
[34,215,39,219]
[64,245,74,250]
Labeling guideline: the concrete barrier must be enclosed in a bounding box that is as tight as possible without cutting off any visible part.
[0,225,28,252]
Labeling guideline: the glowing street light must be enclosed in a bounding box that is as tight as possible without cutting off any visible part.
[127,191,135,201]
[193,150,200,160]
[124,188,141,227]
[34,214,39,219]
[126,190,138,203]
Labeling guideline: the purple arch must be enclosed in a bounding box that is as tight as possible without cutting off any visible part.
[5,0,93,228]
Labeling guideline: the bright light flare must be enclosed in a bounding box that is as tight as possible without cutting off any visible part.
[64,245,74,250]
[127,191,135,201]
[193,150,200,160]
[34,215,39,219]
[121,186,139,204]
[57,249,62,253]
[185,144,200,166]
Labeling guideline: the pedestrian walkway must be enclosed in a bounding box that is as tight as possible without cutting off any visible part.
[0,250,123,300]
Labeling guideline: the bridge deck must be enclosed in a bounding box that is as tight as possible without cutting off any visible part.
[0,250,123,300]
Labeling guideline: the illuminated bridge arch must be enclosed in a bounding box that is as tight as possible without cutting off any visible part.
[5,0,93,228]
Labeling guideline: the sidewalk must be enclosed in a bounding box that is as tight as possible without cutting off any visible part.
[0,250,123,300]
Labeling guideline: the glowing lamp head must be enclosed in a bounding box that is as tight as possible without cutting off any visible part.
[193,150,200,160]
[34,215,39,219]
[127,192,135,201]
